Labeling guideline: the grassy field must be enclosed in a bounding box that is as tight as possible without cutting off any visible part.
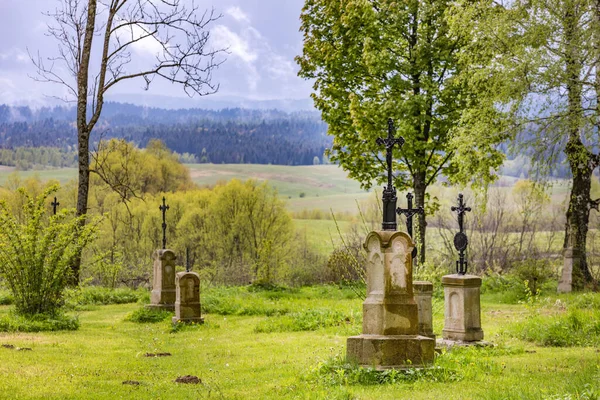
[0,286,598,399]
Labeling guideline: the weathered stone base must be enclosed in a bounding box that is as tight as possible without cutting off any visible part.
[172,316,204,324]
[436,338,492,350]
[442,327,483,342]
[145,303,174,311]
[347,334,435,369]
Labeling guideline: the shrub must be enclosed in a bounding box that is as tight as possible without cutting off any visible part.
[0,290,14,305]
[512,259,553,295]
[506,309,600,347]
[0,312,79,332]
[125,307,172,323]
[0,185,99,316]
[62,286,146,310]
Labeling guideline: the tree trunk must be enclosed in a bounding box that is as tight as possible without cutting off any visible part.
[562,0,594,289]
[563,143,595,289]
[414,171,427,264]
[71,0,98,283]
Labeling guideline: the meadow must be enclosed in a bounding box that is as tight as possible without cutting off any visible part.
[0,285,599,399]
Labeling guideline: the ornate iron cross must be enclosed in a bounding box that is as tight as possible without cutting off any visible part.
[396,192,424,260]
[51,197,60,215]
[159,197,170,249]
[451,193,471,274]
[376,118,405,231]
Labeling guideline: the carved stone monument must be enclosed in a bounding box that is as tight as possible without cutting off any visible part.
[146,249,176,311]
[413,281,435,339]
[172,271,203,324]
[346,231,435,369]
[441,274,483,342]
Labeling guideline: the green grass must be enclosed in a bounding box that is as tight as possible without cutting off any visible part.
[0,286,599,399]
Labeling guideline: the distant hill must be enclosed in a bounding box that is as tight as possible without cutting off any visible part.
[0,103,331,166]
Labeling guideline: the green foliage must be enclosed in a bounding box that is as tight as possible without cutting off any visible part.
[0,289,14,305]
[513,259,553,295]
[507,309,600,347]
[0,147,77,170]
[125,307,172,323]
[202,286,290,316]
[0,185,98,316]
[254,309,359,333]
[63,286,145,310]
[0,311,79,332]
[297,0,508,220]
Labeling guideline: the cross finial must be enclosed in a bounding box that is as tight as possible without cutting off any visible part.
[376,118,405,231]
[451,193,471,274]
[396,192,424,260]
[51,197,60,215]
[159,197,170,249]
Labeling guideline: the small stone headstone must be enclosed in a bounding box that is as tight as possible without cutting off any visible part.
[558,247,578,293]
[146,249,176,311]
[172,271,203,324]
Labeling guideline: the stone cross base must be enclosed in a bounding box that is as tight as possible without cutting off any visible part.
[442,274,483,342]
[347,335,435,369]
[148,249,176,310]
[413,281,435,339]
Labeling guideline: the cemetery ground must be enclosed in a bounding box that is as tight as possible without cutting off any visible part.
[0,285,599,400]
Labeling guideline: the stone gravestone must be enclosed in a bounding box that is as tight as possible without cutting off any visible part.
[146,249,176,311]
[441,194,484,343]
[347,231,435,369]
[413,281,435,339]
[557,247,578,293]
[172,271,203,324]
[441,274,483,342]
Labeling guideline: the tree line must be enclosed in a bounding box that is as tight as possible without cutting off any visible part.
[0,103,330,166]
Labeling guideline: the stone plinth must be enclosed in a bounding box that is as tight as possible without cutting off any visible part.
[442,274,483,342]
[558,247,579,293]
[172,271,204,324]
[413,281,435,339]
[347,231,435,368]
[146,249,176,311]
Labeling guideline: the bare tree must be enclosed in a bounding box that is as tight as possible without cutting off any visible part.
[31,0,225,281]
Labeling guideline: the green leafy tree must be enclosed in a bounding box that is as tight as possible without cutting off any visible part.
[449,0,600,288]
[297,0,508,261]
[0,186,98,316]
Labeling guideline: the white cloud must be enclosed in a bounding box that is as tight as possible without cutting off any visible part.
[226,6,250,23]
[0,48,29,64]
[114,22,164,57]
[212,25,257,64]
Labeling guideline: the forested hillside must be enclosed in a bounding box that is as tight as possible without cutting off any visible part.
[0,103,330,165]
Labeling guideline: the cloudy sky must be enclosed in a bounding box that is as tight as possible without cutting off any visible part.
[0,0,313,107]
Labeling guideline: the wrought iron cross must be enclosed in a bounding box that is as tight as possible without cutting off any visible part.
[159,197,170,250]
[51,197,60,215]
[396,192,424,260]
[186,247,190,272]
[451,193,471,274]
[376,118,405,231]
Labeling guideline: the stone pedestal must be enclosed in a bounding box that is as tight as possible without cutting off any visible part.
[146,249,176,311]
[442,274,483,342]
[347,231,435,369]
[413,281,435,339]
[172,271,204,324]
[558,248,579,293]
